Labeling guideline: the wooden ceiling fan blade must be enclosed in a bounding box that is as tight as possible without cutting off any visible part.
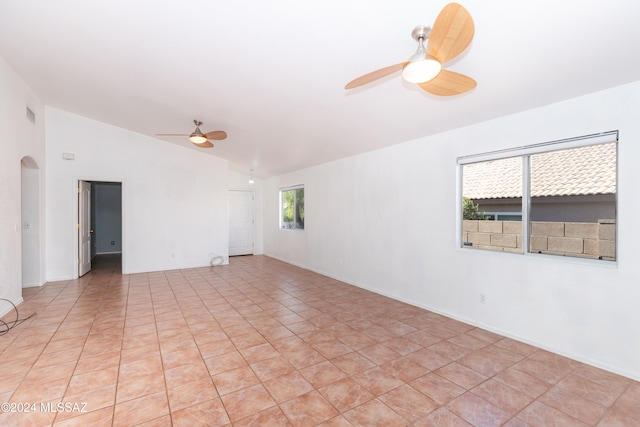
[418,69,476,96]
[156,133,189,137]
[193,140,214,148]
[345,61,409,90]
[427,3,474,64]
[205,130,227,140]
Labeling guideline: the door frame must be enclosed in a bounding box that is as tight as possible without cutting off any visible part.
[74,178,125,278]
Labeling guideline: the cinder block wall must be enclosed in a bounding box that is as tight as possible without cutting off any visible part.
[462,219,616,260]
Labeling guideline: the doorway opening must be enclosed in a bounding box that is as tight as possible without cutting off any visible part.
[78,180,123,277]
[21,157,41,287]
[229,190,254,256]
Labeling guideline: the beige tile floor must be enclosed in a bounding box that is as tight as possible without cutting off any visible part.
[0,254,638,426]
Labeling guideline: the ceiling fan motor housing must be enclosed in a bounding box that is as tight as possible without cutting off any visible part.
[411,25,432,42]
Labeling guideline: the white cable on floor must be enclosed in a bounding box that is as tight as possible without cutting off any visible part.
[210,253,224,266]
[0,298,37,335]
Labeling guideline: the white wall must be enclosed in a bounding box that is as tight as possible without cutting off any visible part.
[263,81,640,381]
[46,108,230,279]
[0,56,45,316]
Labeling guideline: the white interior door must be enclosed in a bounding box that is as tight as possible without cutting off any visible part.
[78,181,92,276]
[229,190,254,256]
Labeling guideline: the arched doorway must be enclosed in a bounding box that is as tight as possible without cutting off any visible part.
[21,156,41,287]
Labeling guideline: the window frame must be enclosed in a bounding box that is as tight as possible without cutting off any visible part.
[279,185,305,230]
[457,131,618,263]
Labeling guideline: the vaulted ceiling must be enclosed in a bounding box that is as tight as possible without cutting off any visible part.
[2,1,639,177]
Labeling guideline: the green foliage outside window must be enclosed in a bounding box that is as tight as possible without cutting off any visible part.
[463,197,488,220]
[282,188,304,229]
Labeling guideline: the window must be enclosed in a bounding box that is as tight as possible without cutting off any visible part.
[280,186,304,230]
[483,213,522,221]
[460,132,617,261]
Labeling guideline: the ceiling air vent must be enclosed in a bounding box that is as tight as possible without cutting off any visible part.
[26,106,35,124]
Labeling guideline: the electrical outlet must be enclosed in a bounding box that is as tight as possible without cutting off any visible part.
[480,293,486,304]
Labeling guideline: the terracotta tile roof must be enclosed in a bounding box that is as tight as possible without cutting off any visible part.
[463,142,616,199]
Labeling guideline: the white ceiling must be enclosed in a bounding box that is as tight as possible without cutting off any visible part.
[2,1,639,178]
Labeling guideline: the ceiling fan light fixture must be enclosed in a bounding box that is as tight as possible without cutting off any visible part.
[189,120,208,144]
[402,54,441,83]
[401,25,441,84]
[189,134,208,144]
